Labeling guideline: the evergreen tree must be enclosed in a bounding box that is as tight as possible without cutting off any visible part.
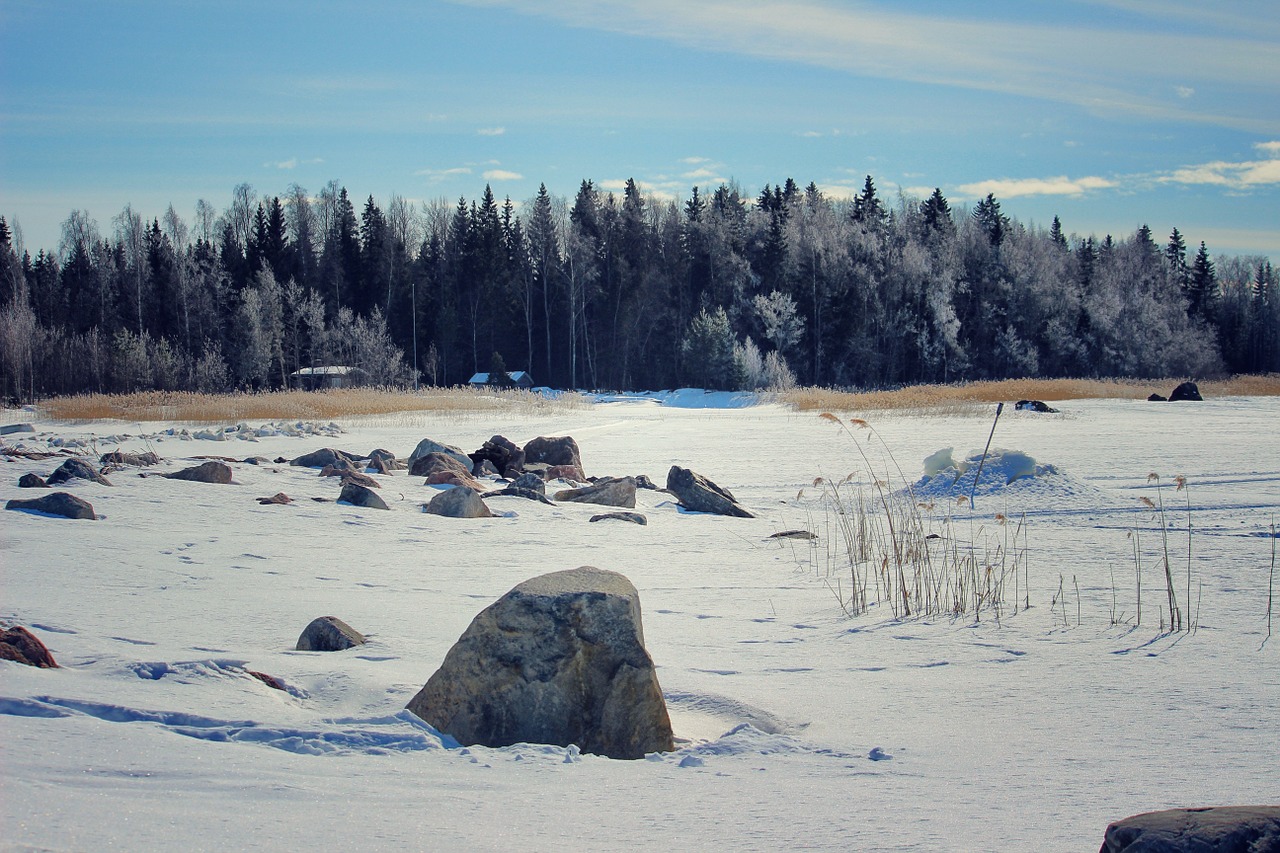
[1187,241,1218,319]
[1166,227,1189,292]
[851,175,886,228]
[919,188,953,236]
[971,194,1008,246]
[1050,216,1067,249]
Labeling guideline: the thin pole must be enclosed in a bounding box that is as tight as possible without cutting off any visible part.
[970,402,1004,508]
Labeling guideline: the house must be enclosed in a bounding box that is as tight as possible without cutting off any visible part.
[468,371,535,389]
[290,366,369,390]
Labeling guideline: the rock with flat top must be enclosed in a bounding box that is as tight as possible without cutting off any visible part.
[1099,806,1280,852]
[406,566,673,759]
[523,436,583,473]
[554,476,637,508]
[6,491,96,520]
[425,486,492,518]
[164,460,232,484]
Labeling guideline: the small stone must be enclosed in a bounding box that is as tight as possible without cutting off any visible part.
[589,512,647,525]
[296,616,366,651]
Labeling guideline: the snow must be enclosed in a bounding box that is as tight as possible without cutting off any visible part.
[3,395,1279,851]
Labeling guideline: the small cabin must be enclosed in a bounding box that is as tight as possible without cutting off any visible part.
[290,366,369,391]
[468,371,535,389]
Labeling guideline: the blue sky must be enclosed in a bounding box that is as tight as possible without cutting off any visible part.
[2,0,1278,260]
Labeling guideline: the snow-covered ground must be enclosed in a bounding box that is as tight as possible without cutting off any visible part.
[2,394,1278,851]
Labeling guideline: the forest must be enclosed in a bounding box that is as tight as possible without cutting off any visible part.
[1,176,1277,401]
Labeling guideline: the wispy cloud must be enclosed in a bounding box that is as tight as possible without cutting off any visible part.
[415,166,473,181]
[449,0,1280,131]
[482,169,523,180]
[955,175,1117,199]
[1160,142,1280,188]
[477,127,507,136]
[263,157,324,170]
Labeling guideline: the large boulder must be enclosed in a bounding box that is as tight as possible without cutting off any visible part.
[1169,381,1204,402]
[6,491,96,520]
[406,439,471,472]
[426,470,487,492]
[46,458,112,486]
[296,616,366,651]
[666,466,755,518]
[164,460,233,484]
[406,566,674,759]
[554,476,637,508]
[523,436,583,473]
[410,451,472,480]
[425,486,492,518]
[338,482,389,510]
[1099,806,1280,852]
[469,435,525,478]
[290,448,357,469]
[0,626,59,668]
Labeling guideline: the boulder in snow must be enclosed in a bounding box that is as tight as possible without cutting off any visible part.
[164,460,233,484]
[295,616,365,651]
[0,626,59,668]
[589,511,647,525]
[469,435,524,478]
[46,458,112,487]
[666,466,755,518]
[554,476,637,508]
[18,472,47,488]
[406,566,674,759]
[407,439,472,473]
[6,491,96,520]
[290,448,356,469]
[1099,806,1280,853]
[522,435,583,473]
[1168,381,1204,402]
[425,486,492,518]
[410,451,471,480]
[338,482,389,510]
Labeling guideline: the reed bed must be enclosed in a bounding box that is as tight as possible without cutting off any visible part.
[802,413,1030,622]
[780,374,1280,414]
[35,386,584,424]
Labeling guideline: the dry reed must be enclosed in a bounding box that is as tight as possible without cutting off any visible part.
[780,374,1280,414]
[35,386,583,424]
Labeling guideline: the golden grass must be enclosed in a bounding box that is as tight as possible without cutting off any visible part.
[779,375,1280,413]
[36,386,584,424]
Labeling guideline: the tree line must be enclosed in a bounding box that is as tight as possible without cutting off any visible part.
[1,175,1277,401]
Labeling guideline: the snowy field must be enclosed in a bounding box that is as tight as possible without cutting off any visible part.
[2,392,1278,852]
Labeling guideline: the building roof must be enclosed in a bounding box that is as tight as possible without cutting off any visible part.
[468,371,532,384]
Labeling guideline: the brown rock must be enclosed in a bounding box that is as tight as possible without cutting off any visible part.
[424,486,492,518]
[18,472,47,488]
[46,458,112,486]
[164,460,233,484]
[296,616,365,651]
[0,626,59,668]
[6,491,96,520]
[256,492,292,505]
[523,435,583,472]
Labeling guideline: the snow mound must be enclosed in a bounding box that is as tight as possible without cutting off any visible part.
[911,447,1076,502]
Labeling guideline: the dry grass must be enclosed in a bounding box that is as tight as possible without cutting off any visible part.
[35,387,584,424]
[780,374,1280,414]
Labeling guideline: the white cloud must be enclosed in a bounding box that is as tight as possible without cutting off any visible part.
[681,167,724,182]
[1255,140,1280,155]
[482,169,523,180]
[477,127,506,136]
[955,175,1117,199]
[1164,159,1280,187]
[415,166,473,180]
[681,156,710,165]
[1174,85,1195,99]
[266,158,298,170]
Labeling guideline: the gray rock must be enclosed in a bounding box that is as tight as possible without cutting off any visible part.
[366,448,400,469]
[6,491,96,520]
[589,512,647,525]
[290,448,356,469]
[1169,381,1204,402]
[338,482,389,510]
[410,451,472,479]
[511,472,547,494]
[164,460,233,483]
[523,435,583,472]
[0,423,35,435]
[406,566,674,759]
[18,472,47,488]
[407,438,472,472]
[666,466,755,518]
[296,616,365,651]
[1099,806,1280,852]
[425,486,492,518]
[46,458,112,486]
[554,476,637,508]
[100,450,162,467]
[483,486,556,505]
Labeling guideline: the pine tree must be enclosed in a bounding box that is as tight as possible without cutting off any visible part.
[1187,241,1217,319]
[971,194,1008,246]
[1166,227,1189,292]
[919,188,953,236]
[1050,216,1067,249]
[851,175,886,227]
